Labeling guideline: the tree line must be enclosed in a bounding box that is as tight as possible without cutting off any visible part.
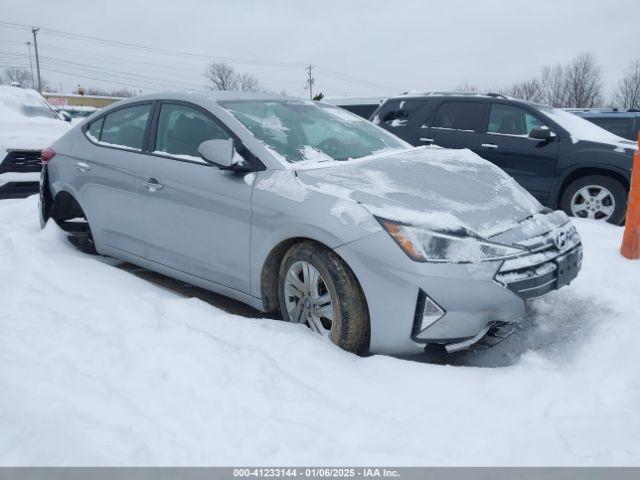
[456,53,640,110]
[3,53,639,110]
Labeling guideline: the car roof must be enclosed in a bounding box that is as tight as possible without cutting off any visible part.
[389,91,510,100]
[567,108,640,118]
[114,90,298,105]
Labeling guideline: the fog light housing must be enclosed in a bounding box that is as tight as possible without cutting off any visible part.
[412,290,446,337]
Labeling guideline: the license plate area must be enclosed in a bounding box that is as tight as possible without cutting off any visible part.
[555,248,582,288]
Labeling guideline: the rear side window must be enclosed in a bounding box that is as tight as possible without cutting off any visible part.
[86,117,104,141]
[487,104,544,136]
[374,99,425,127]
[154,103,231,159]
[431,101,485,132]
[588,117,633,140]
[98,104,152,150]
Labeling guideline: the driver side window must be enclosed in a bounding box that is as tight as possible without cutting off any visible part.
[488,104,544,136]
[154,103,230,160]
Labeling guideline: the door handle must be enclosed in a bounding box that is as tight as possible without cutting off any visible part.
[143,178,164,192]
[75,161,91,172]
[481,143,498,149]
[419,137,434,145]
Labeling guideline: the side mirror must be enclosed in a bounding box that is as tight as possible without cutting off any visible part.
[529,126,555,141]
[59,110,72,122]
[198,139,236,169]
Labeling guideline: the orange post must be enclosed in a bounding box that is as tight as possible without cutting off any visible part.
[621,132,640,259]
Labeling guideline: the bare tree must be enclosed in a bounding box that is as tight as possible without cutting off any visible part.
[615,59,640,110]
[564,52,602,108]
[109,88,136,97]
[503,78,543,103]
[540,64,567,107]
[204,62,260,91]
[237,72,260,92]
[453,82,479,93]
[205,63,236,90]
[4,68,32,88]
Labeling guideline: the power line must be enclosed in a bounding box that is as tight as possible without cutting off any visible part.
[38,55,203,91]
[0,21,305,68]
[315,66,397,92]
[1,20,400,94]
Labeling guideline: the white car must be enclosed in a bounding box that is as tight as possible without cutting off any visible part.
[0,86,70,198]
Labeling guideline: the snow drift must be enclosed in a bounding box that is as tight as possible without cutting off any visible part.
[0,197,639,466]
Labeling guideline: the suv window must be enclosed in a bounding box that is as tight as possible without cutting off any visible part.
[98,104,152,150]
[374,99,424,127]
[431,102,485,132]
[155,103,230,158]
[488,104,544,136]
[588,117,632,139]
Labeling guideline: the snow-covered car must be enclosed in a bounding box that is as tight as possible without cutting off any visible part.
[54,105,99,122]
[39,92,583,355]
[0,86,70,199]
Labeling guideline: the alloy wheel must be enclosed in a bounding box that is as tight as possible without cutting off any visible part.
[283,261,334,337]
[570,185,615,221]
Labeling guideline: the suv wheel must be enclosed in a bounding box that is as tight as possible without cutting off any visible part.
[278,241,369,354]
[561,175,627,225]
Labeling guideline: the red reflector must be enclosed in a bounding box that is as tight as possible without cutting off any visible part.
[41,147,56,164]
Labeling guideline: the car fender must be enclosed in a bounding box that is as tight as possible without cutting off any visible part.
[550,158,632,206]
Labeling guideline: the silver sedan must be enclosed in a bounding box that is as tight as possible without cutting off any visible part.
[39,92,582,354]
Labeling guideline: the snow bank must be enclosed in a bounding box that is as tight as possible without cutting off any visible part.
[1,197,639,466]
[0,86,69,153]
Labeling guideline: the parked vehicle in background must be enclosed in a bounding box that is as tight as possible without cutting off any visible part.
[371,92,638,224]
[55,105,99,122]
[40,92,582,355]
[0,86,70,199]
[569,108,640,141]
[323,97,385,119]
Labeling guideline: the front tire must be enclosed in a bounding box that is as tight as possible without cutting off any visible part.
[278,241,369,354]
[561,175,627,225]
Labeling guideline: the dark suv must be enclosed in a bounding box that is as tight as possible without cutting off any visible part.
[569,108,640,142]
[371,92,637,224]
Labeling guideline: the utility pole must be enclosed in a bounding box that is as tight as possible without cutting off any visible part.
[31,27,42,93]
[305,65,314,100]
[25,41,35,88]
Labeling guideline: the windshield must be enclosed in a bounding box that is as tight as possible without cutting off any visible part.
[220,99,409,163]
[0,86,60,121]
[538,106,628,143]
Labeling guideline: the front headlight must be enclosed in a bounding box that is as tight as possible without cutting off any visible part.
[377,218,524,263]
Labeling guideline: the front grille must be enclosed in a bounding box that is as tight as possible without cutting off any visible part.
[0,150,43,174]
[496,244,582,300]
[0,181,40,198]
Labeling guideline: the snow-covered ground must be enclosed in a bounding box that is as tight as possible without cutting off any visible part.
[0,196,639,466]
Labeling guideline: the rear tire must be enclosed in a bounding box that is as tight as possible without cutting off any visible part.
[278,241,369,355]
[66,232,97,255]
[560,175,627,225]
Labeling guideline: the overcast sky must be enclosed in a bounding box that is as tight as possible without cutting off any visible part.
[1,0,637,100]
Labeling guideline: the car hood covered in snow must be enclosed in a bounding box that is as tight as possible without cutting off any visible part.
[0,86,69,155]
[295,147,543,238]
[0,122,70,154]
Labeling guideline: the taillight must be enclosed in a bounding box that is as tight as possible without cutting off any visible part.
[41,147,56,164]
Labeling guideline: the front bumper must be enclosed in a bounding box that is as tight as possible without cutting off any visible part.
[335,214,582,355]
[0,173,40,198]
[0,149,42,199]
